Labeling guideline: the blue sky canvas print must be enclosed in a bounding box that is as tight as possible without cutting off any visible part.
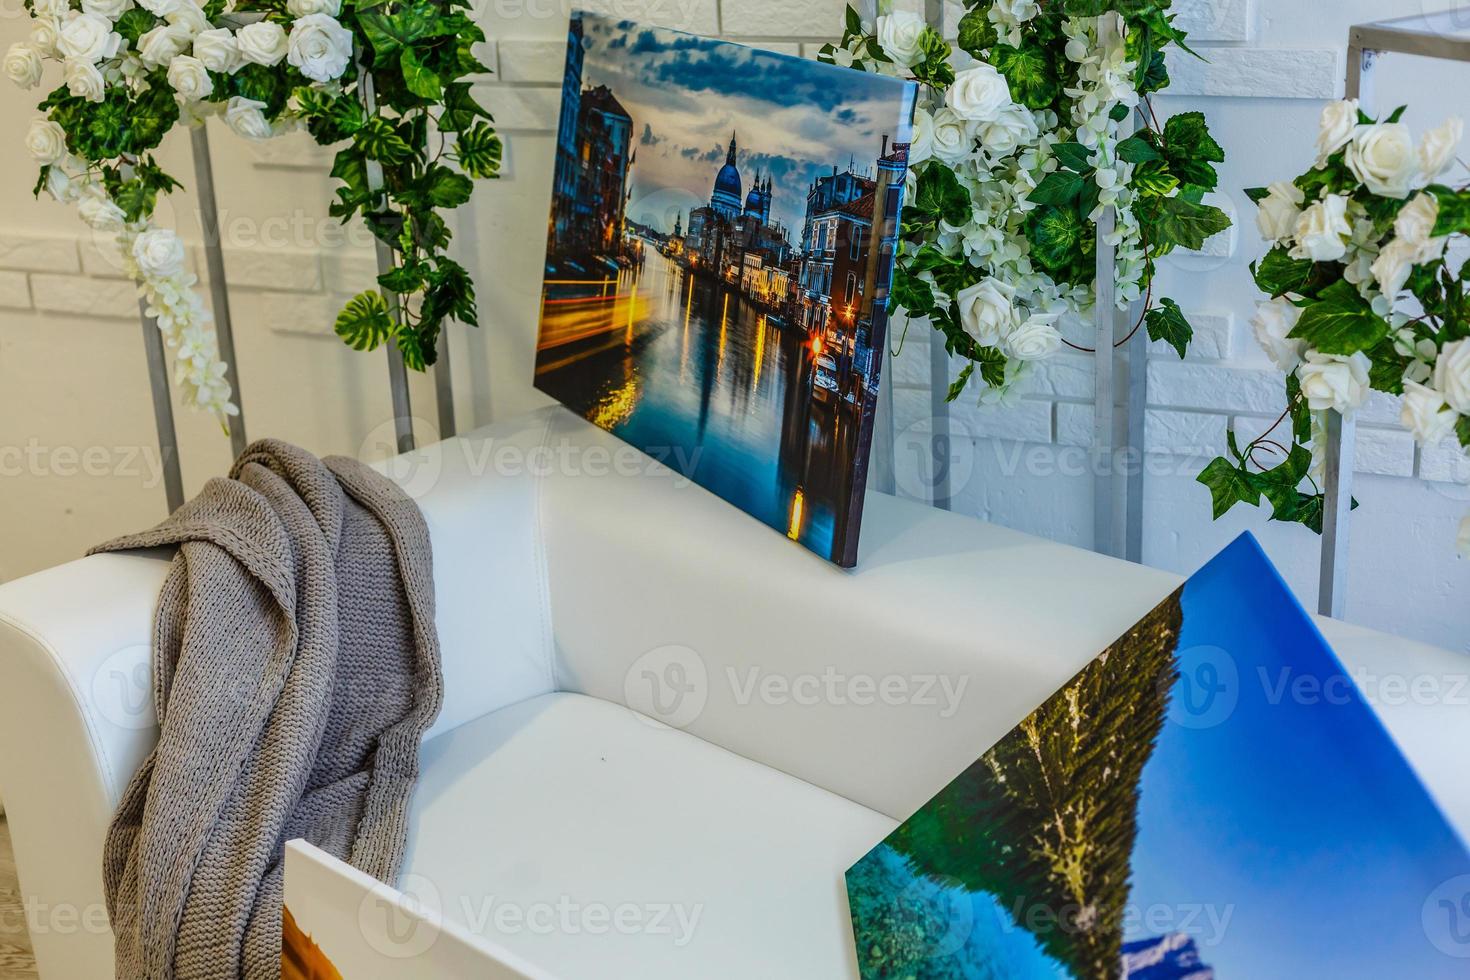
[846,533,1470,978]
[535,12,916,567]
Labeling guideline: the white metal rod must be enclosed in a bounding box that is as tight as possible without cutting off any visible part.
[1091,14,1122,558]
[190,124,247,459]
[138,297,185,513]
[923,0,951,510]
[359,63,415,454]
[434,337,456,438]
[1124,297,1147,563]
[1320,410,1356,619]
[1318,42,1373,617]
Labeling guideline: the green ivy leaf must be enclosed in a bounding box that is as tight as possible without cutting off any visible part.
[947,361,975,402]
[1287,280,1389,355]
[355,115,414,165]
[334,290,394,352]
[1160,111,1223,190]
[1457,415,1470,449]
[1145,298,1192,359]
[955,7,997,57]
[1025,205,1089,278]
[1199,457,1260,520]
[991,43,1060,110]
[1128,160,1179,199]
[1027,170,1085,206]
[1143,194,1230,252]
[913,164,971,227]
[1251,247,1315,297]
[400,47,443,100]
[1117,134,1164,164]
[378,261,427,295]
[912,29,955,89]
[439,81,493,133]
[422,165,473,207]
[1052,142,1092,172]
[1429,185,1470,237]
[113,7,157,45]
[455,121,502,178]
[974,345,1007,388]
[889,264,936,317]
[359,5,453,57]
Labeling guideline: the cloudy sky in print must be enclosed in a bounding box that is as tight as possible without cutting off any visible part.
[572,12,917,241]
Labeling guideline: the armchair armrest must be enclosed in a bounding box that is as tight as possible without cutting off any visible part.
[0,550,170,979]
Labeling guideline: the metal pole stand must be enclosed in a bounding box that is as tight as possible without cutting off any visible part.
[1321,10,1470,617]
[191,125,248,460]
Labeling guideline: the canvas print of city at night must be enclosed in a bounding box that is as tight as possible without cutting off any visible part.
[536,12,917,567]
[846,533,1470,979]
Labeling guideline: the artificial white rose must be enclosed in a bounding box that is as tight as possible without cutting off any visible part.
[286,13,352,83]
[909,106,933,166]
[1419,117,1463,179]
[225,95,273,139]
[3,43,43,90]
[1315,99,1359,161]
[191,27,241,73]
[1255,180,1304,242]
[24,118,67,164]
[132,228,187,280]
[1400,381,1457,446]
[30,17,62,56]
[167,54,212,100]
[287,0,341,14]
[1289,194,1351,262]
[956,277,1019,347]
[875,10,926,68]
[63,58,106,101]
[993,0,1039,22]
[1393,192,1447,263]
[1371,238,1417,301]
[1006,313,1062,361]
[946,64,1012,124]
[137,0,180,14]
[929,108,975,167]
[235,21,288,66]
[137,23,192,68]
[82,0,132,19]
[1346,123,1418,199]
[77,194,126,231]
[45,164,80,203]
[1298,351,1372,416]
[980,104,1038,160]
[1433,338,1470,414]
[1250,297,1305,373]
[167,2,211,34]
[57,13,123,64]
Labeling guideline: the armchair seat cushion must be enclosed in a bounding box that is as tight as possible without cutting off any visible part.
[403,691,895,979]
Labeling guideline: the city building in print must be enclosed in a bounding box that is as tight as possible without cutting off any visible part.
[536,12,917,566]
[844,534,1470,978]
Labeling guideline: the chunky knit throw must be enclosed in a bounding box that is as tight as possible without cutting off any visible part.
[90,440,443,980]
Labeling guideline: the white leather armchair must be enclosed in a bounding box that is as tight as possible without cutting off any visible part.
[2,407,1467,979]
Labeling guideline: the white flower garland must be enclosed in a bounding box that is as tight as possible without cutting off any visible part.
[6,0,359,426]
[826,1,1230,404]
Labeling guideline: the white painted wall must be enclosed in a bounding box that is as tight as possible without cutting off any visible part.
[0,0,1466,650]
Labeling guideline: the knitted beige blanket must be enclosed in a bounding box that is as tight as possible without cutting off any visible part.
[90,440,443,979]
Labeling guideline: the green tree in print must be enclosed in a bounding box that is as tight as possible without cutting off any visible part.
[887,590,1185,980]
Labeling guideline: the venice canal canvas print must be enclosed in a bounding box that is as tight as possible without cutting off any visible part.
[845,534,1470,978]
[536,12,917,567]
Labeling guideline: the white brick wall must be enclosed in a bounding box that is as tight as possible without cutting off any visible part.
[0,0,1465,650]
